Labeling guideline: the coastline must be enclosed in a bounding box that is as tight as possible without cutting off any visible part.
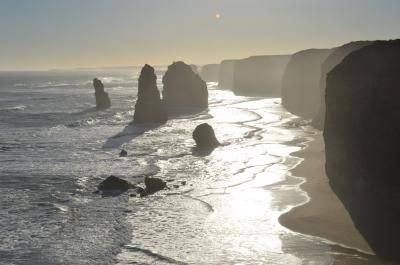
[279,133,374,254]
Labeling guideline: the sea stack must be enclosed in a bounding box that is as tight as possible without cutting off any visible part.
[312,41,373,129]
[133,64,167,123]
[218,60,236,90]
[324,39,400,261]
[192,123,220,149]
[233,55,291,97]
[200,64,220,82]
[162,61,208,112]
[281,48,335,119]
[93,78,111,109]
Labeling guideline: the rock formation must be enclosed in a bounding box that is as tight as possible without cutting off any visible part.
[192,123,220,148]
[119,149,128,157]
[97,175,134,192]
[218,60,236,90]
[162,61,208,111]
[133,64,167,123]
[312,41,373,129]
[233,55,291,97]
[281,48,335,118]
[324,39,400,261]
[93,78,111,109]
[200,64,220,82]
[144,176,167,194]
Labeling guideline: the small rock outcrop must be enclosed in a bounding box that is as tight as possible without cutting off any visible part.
[192,123,220,148]
[233,55,291,97]
[119,149,128,157]
[144,176,167,194]
[97,175,134,192]
[200,64,220,82]
[162,61,208,111]
[93,78,111,109]
[281,48,335,118]
[218,60,236,90]
[324,39,400,261]
[133,64,167,123]
[312,41,373,129]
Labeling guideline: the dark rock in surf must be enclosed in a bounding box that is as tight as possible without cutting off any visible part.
[93,78,111,109]
[119,149,128,157]
[312,41,373,129]
[133,64,167,123]
[162,61,208,111]
[97,175,134,192]
[192,123,220,148]
[200,64,220,82]
[218,60,236,90]
[233,55,291,97]
[281,48,335,119]
[324,39,400,261]
[144,176,167,194]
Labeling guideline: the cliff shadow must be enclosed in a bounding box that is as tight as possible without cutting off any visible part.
[102,123,162,149]
[330,184,400,263]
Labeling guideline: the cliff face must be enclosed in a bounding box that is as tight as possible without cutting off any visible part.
[93,78,111,109]
[200,64,220,82]
[324,39,400,261]
[281,48,334,119]
[218,60,236,90]
[133,64,167,123]
[312,41,373,129]
[233,55,291,97]
[162,61,208,111]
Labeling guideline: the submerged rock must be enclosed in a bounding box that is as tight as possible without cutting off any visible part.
[281,48,335,119]
[200,64,220,82]
[324,39,400,261]
[97,175,134,192]
[218,59,236,90]
[162,61,208,111]
[93,78,111,109]
[119,149,128,157]
[312,41,373,129]
[144,176,167,194]
[133,64,167,123]
[192,123,220,148]
[233,55,291,97]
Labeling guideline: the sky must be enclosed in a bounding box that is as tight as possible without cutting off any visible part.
[0,0,399,70]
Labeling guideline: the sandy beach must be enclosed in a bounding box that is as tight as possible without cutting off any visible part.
[279,133,375,254]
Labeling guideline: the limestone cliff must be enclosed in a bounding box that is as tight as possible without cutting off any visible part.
[312,41,373,129]
[281,48,334,118]
[324,39,400,261]
[233,55,291,97]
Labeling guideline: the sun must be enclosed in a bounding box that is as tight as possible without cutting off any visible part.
[215,12,221,20]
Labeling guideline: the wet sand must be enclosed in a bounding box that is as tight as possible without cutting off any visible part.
[279,133,374,254]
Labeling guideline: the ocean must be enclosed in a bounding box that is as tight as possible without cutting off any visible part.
[0,69,371,264]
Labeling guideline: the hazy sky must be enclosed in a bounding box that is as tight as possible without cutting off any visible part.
[1,0,399,70]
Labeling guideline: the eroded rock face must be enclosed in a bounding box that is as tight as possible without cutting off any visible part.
[192,123,220,148]
[324,39,400,261]
[200,64,220,82]
[312,41,373,129]
[281,48,335,118]
[233,55,291,97]
[218,60,236,90]
[93,78,111,109]
[133,64,167,123]
[162,61,208,111]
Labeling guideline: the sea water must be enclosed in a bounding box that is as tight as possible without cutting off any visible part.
[0,69,376,265]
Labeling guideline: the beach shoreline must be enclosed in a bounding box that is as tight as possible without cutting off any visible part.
[279,133,375,255]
